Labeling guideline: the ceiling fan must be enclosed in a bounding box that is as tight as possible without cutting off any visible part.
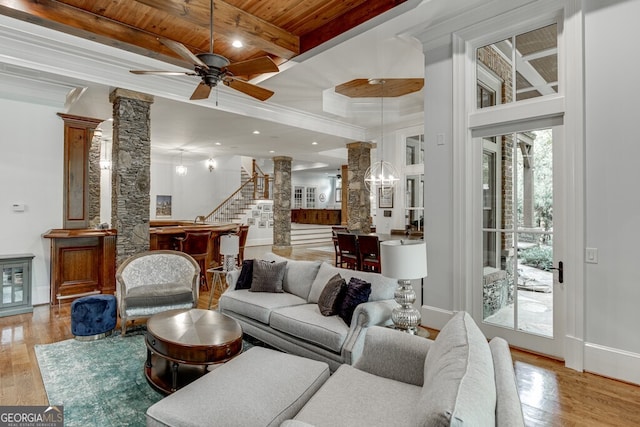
[130,0,278,101]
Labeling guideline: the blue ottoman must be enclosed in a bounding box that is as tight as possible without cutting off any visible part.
[71,294,117,340]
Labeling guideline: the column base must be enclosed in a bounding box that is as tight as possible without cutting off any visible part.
[272,245,292,257]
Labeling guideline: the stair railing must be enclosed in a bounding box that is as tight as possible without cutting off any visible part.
[202,160,271,224]
[202,178,256,223]
[252,159,270,200]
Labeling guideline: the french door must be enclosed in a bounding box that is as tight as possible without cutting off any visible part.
[475,125,565,358]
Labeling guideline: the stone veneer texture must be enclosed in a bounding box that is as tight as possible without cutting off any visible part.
[272,156,292,250]
[110,89,154,265]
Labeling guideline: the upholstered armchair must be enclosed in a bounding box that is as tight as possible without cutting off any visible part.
[115,250,200,335]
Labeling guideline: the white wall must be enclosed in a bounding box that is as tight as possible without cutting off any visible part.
[584,0,640,357]
[292,172,335,209]
[149,154,241,221]
[0,98,64,305]
[422,44,455,316]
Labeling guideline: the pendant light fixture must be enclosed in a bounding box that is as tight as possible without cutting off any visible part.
[364,79,399,197]
[176,150,188,176]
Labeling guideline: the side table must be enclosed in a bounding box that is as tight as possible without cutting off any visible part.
[207,266,229,309]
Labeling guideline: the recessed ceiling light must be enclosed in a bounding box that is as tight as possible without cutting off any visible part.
[215,142,222,146]
[253,130,260,135]
[232,40,243,48]
[312,141,318,145]
[269,150,275,153]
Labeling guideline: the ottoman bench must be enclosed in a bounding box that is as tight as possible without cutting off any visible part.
[146,346,330,427]
[70,294,117,340]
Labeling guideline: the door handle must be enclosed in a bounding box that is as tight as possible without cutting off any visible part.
[550,261,563,284]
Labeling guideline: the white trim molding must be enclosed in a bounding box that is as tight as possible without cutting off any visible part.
[584,343,640,386]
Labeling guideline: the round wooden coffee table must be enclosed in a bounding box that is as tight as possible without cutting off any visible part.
[145,308,243,394]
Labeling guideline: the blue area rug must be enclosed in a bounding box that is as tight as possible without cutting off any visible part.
[35,329,259,427]
[35,330,162,427]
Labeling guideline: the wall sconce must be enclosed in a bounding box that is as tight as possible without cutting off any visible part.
[206,157,216,172]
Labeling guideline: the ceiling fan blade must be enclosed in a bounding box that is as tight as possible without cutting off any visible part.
[159,37,209,69]
[130,70,196,76]
[190,82,212,100]
[224,57,279,76]
[224,78,274,101]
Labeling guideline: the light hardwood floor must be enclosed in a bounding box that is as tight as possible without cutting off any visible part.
[1,244,639,426]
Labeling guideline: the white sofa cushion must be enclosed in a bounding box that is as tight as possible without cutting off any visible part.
[146,347,330,427]
[218,289,306,324]
[307,262,396,304]
[292,364,421,427]
[414,311,496,427]
[262,253,321,300]
[269,304,349,353]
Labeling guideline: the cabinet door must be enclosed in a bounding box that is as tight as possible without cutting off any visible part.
[2,263,25,306]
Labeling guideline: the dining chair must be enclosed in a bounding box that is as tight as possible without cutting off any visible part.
[236,225,250,266]
[177,230,213,290]
[357,234,381,273]
[332,235,342,267]
[337,232,359,270]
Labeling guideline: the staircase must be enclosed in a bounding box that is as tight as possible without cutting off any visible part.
[201,160,333,246]
[203,161,270,224]
[290,224,333,246]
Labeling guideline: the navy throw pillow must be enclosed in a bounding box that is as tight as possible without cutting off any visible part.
[235,260,254,290]
[338,277,372,326]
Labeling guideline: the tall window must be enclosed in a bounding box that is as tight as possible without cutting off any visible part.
[404,133,425,231]
[293,186,303,208]
[306,187,316,208]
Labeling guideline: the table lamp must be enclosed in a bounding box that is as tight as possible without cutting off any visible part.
[220,234,240,272]
[380,239,427,334]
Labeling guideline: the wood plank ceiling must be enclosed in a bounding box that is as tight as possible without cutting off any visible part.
[0,0,408,71]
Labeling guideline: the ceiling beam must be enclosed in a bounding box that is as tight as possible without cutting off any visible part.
[300,0,408,53]
[134,0,300,60]
[0,0,191,68]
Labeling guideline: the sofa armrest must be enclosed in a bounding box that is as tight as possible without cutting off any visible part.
[225,269,241,290]
[340,299,396,365]
[354,325,431,386]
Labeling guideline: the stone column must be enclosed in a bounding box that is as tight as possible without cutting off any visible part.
[88,129,102,228]
[272,156,292,256]
[347,142,373,233]
[109,88,154,265]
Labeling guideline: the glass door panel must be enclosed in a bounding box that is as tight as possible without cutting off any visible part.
[481,128,554,338]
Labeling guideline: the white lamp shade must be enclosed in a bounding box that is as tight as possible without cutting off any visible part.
[380,240,427,280]
[220,234,239,255]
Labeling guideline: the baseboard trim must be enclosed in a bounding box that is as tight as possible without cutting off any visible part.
[584,342,640,386]
[420,305,455,330]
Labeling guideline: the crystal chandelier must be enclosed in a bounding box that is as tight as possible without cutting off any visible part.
[364,79,399,195]
[176,150,188,176]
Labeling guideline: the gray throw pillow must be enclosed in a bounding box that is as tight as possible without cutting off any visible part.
[317,274,347,316]
[249,260,287,293]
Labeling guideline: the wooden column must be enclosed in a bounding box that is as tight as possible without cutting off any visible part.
[341,164,348,226]
[57,113,104,229]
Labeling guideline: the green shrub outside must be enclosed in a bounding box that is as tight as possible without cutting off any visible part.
[519,245,553,271]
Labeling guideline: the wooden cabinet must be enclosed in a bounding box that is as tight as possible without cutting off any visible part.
[291,209,341,225]
[0,254,34,317]
[43,229,116,306]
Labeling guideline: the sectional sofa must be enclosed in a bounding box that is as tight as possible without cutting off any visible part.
[146,311,525,426]
[218,252,398,371]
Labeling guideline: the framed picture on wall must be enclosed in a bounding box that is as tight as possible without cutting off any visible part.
[378,188,393,208]
[156,195,172,217]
